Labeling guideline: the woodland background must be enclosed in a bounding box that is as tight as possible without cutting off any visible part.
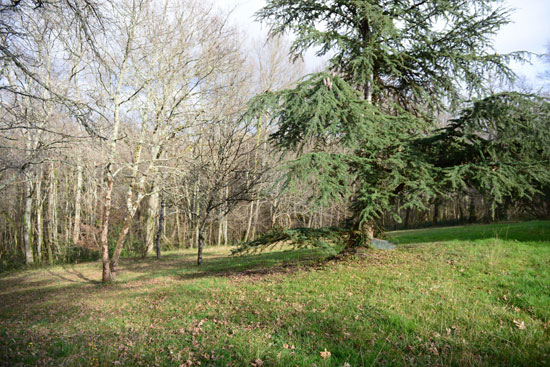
[1,0,549,272]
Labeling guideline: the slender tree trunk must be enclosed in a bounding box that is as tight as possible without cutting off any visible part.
[251,198,260,240]
[64,173,71,246]
[35,174,43,263]
[183,215,189,247]
[218,208,224,245]
[101,176,114,282]
[270,200,276,228]
[144,142,161,254]
[197,228,204,265]
[169,215,176,242]
[23,175,34,265]
[222,220,227,246]
[144,188,159,256]
[93,163,101,227]
[175,208,182,248]
[109,199,143,279]
[109,140,148,278]
[72,161,83,244]
[48,163,58,261]
[243,170,253,242]
[99,24,133,282]
[156,190,164,259]
[16,187,24,255]
[182,182,193,247]
[223,187,229,245]
[244,201,254,242]
[193,182,200,249]
[194,221,200,249]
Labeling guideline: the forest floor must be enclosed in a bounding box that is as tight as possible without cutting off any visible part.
[1,221,549,366]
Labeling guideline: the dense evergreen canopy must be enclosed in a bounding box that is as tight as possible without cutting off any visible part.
[245,0,548,248]
[257,0,523,114]
[249,72,435,237]
[421,92,550,208]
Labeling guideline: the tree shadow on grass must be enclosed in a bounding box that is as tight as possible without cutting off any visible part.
[47,264,101,284]
[0,248,328,317]
[1,244,548,367]
[116,248,329,284]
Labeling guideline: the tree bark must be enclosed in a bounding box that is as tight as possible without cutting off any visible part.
[175,208,182,248]
[223,186,229,245]
[156,190,164,259]
[348,221,374,248]
[251,198,260,240]
[197,229,204,265]
[23,174,34,265]
[99,13,134,281]
[144,188,159,256]
[218,205,225,245]
[109,142,148,278]
[109,201,143,279]
[64,174,72,246]
[362,222,374,241]
[193,181,200,249]
[244,201,253,242]
[35,173,43,263]
[72,161,83,244]
[100,175,114,282]
[47,163,58,263]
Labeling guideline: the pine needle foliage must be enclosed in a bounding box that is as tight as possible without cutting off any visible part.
[232,227,347,255]
[241,0,546,251]
[257,0,525,113]
[248,72,438,230]
[419,92,550,211]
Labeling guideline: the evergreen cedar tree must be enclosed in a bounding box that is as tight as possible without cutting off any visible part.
[241,0,550,250]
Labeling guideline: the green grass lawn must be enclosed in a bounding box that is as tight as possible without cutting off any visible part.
[1,221,549,366]
[386,220,550,244]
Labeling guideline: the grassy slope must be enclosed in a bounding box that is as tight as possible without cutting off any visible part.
[387,220,550,244]
[0,221,549,366]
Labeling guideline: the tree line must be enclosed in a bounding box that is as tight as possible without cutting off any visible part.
[1,0,549,279]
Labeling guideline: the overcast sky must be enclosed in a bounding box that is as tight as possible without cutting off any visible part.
[220,0,549,88]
